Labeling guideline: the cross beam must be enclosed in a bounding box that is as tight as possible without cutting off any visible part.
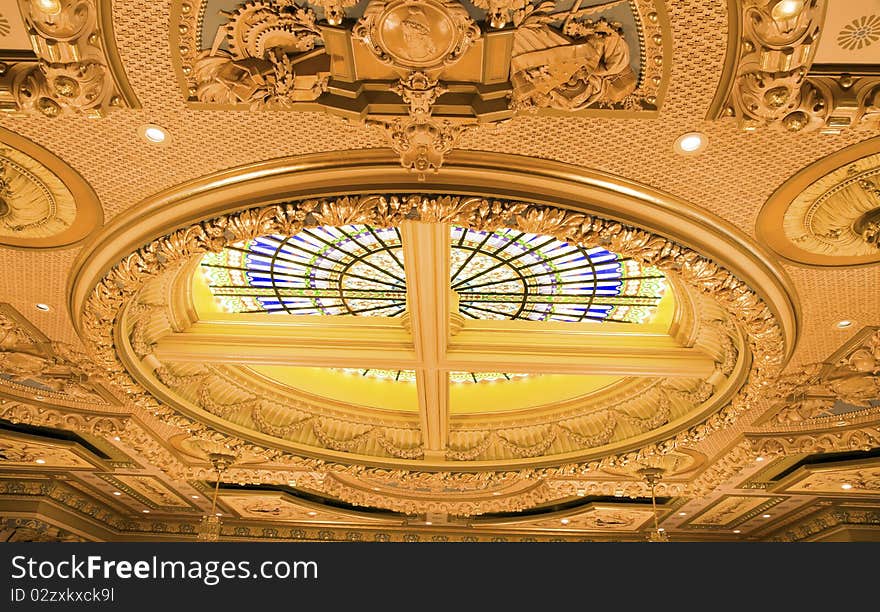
[150,221,718,458]
[400,221,451,452]
[152,317,716,377]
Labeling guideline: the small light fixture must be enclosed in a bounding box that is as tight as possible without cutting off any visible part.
[34,0,62,15]
[191,494,200,499]
[372,487,381,491]
[762,514,771,519]
[674,132,707,155]
[34,458,46,464]
[113,491,122,496]
[678,511,687,516]
[139,124,170,145]
[215,513,222,517]
[33,395,44,401]
[836,320,853,329]
[288,480,297,487]
[841,483,853,490]
[35,303,51,312]
[307,511,317,517]
[560,518,570,525]
[576,489,585,497]
[733,529,742,534]
[771,0,804,20]
[142,509,150,513]
[755,456,765,462]
[113,436,121,442]
[424,521,432,526]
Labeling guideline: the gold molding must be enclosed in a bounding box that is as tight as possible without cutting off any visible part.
[65,153,796,478]
[757,136,880,268]
[68,150,800,356]
[0,126,103,249]
[0,0,140,117]
[169,0,672,170]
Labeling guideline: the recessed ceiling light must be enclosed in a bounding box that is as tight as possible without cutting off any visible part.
[733,529,742,534]
[35,303,50,312]
[560,518,570,525]
[755,456,765,462]
[113,436,121,442]
[761,514,771,519]
[771,0,804,20]
[424,521,432,526]
[34,458,46,464]
[836,320,853,329]
[678,511,687,516]
[113,491,122,496]
[307,511,317,517]
[142,509,150,513]
[191,494,200,499]
[841,483,853,490]
[139,124,169,144]
[674,132,707,155]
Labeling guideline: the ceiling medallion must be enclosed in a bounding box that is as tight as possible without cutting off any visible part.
[0,128,102,249]
[174,0,669,173]
[757,138,880,267]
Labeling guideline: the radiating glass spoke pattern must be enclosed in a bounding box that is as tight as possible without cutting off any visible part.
[201,225,407,316]
[200,224,667,384]
[451,227,666,323]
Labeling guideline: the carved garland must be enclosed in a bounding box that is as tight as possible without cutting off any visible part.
[80,194,785,480]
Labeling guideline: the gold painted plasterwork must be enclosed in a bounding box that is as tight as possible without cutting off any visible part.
[0,431,96,469]
[104,474,194,509]
[0,0,139,117]
[0,128,102,249]
[709,1,880,134]
[171,0,671,170]
[689,495,776,527]
[763,326,879,426]
[758,138,880,267]
[783,464,880,496]
[77,190,782,475]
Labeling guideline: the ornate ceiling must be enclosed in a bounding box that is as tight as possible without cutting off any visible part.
[0,0,879,542]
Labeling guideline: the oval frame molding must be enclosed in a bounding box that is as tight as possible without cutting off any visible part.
[756,136,880,268]
[0,127,103,250]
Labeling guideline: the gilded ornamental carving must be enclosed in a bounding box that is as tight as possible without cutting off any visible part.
[710,1,880,133]
[77,193,782,483]
[0,0,138,117]
[174,0,669,170]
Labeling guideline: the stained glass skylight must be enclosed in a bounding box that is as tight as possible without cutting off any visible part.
[451,227,665,323]
[201,224,666,324]
[201,226,407,316]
